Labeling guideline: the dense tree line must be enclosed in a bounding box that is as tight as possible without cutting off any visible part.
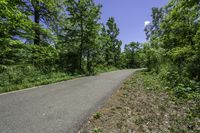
[0,0,125,72]
[144,0,200,97]
[2,0,199,98]
[1,0,143,91]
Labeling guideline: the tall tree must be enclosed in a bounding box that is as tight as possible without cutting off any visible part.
[66,0,101,72]
[144,7,163,48]
[105,17,120,66]
[18,0,61,45]
[124,42,140,68]
[0,0,32,41]
[145,0,200,81]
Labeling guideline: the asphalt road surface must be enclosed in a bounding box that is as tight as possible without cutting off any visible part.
[0,69,137,133]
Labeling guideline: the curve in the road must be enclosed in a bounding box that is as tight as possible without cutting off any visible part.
[0,69,137,133]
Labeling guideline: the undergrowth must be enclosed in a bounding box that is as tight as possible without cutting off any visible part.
[0,64,118,93]
[141,71,200,132]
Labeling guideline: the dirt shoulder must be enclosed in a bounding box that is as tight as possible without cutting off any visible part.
[79,72,200,133]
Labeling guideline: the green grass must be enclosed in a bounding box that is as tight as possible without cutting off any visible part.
[140,71,200,132]
[93,112,102,119]
[0,64,120,94]
[0,64,82,93]
[92,127,102,133]
[94,65,119,74]
[0,71,83,94]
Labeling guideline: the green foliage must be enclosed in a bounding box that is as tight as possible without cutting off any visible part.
[141,2,200,128]
[140,71,200,132]
[0,0,32,39]
[122,42,149,69]
[57,0,103,73]
[143,0,200,100]
[92,127,102,133]
[104,17,121,66]
[93,112,102,119]
[123,42,139,68]
[0,0,128,93]
[140,71,162,91]
[28,45,59,72]
[0,40,59,71]
[94,65,118,74]
[0,64,80,93]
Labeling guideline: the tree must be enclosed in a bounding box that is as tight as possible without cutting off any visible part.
[60,0,101,73]
[105,17,121,66]
[124,42,140,68]
[144,7,163,48]
[0,0,32,42]
[145,0,200,84]
[18,0,62,45]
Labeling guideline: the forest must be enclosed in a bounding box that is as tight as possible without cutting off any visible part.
[144,0,200,99]
[0,0,145,92]
[1,0,200,132]
[0,0,200,99]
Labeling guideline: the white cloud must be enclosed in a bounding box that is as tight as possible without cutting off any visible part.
[144,21,151,27]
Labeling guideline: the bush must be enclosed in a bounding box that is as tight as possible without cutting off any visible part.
[0,65,40,92]
[0,64,76,93]
[94,65,118,74]
[0,40,59,72]
[158,65,200,99]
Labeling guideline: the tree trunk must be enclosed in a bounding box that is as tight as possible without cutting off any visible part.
[33,0,40,45]
[79,16,83,70]
[87,50,92,74]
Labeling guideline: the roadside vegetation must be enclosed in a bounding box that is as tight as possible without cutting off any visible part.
[80,0,200,132]
[80,71,200,133]
[0,0,200,130]
[0,0,143,93]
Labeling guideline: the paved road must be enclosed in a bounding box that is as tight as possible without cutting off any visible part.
[0,69,136,133]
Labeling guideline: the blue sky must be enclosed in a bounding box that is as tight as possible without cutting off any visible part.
[94,0,169,47]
